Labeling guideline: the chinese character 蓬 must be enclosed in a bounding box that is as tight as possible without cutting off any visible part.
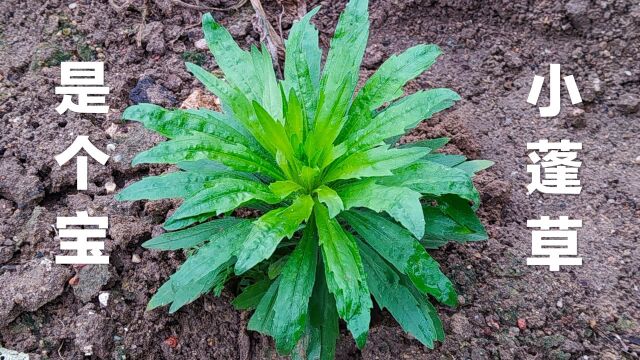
[527,216,582,271]
[56,62,109,114]
[527,139,582,195]
[527,63,582,117]
[55,136,109,190]
[55,211,109,264]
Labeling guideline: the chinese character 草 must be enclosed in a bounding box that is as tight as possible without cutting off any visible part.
[527,216,582,271]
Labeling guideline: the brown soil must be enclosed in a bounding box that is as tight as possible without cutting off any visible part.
[1,0,639,359]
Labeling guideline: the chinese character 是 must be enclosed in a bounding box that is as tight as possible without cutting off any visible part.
[527,216,582,271]
[527,139,582,195]
[55,135,109,190]
[527,63,582,117]
[55,211,109,264]
[56,62,109,114]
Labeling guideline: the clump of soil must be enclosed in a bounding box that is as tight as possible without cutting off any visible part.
[0,0,638,358]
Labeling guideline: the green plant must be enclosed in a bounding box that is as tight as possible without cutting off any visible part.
[117,0,492,357]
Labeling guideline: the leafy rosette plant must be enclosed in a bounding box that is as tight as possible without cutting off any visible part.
[117,0,492,357]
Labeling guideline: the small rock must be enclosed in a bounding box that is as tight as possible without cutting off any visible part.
[570,108,584,117]
[634,155,640,164]
[616,93,639,114]
[566,108,586,128]
[69,275,80,285]
[180,89,220,110]
[73,264,111,303]
[105,181,117,194]
[0,157,45,208]
[450,313,471,339]
[556,299,563,308]
[129,76,176,108]
[142,21,166,55]
[98,292,110,307]
[164,335,179,348]
[565,0,590,29]
[517,318,527,330]
[74,304,115,358]
[131,254,141,263]
[195,38,208,50]
[68,2,77,9]
[0,260,71,326]
[106,143,116,152]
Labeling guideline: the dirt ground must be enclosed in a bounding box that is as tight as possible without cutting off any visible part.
[1,0,639,359]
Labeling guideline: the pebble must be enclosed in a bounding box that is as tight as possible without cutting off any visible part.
[68,2,77,9]
[105,181,117,194]
[106,143,116,152]
[98,292,109,307]
[634,155,640,164]
[131,254,141,263]
[195,38,208,50]
[517,318,527,330]
[556,299,564,308]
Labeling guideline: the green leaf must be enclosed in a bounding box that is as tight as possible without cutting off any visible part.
[357,239,444,348]
[252,101,301,177]
[202,13,262,101]
[455,159,494,175]
[269,180,303,198]
[131,132,283,180]
[424,153,466,167]
[340,89,460,155]
[336,179,425,239]
[122,104,250,146]
[185,63,275,156]
[116,171,213,201]
[323,145,428,182]
[232,278,271,310]
[399,137,450,150]
[342,209,458,307]
[285,90,305,151]
[314,185,343,219]
[383,160,480,205]
[315,204,371,349]
[284,7,321,125]
[248,277,281,335]
[235,195,314,274]
[422,194,487,248]
[340,44,442,141]
[304,258,339,360]
[305,0,369,166]
[163,178,280,230]
[147,219,252,312]
[143,217,248,250]
[271,223,318,354]
[251,44,283,119]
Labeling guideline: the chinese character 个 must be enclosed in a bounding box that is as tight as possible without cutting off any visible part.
[527,216,582,271]
[527,139,582,195]
[55,136,109,190]
[527,63,582,117]
[56,62,109,114]
[55,211,109,264]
